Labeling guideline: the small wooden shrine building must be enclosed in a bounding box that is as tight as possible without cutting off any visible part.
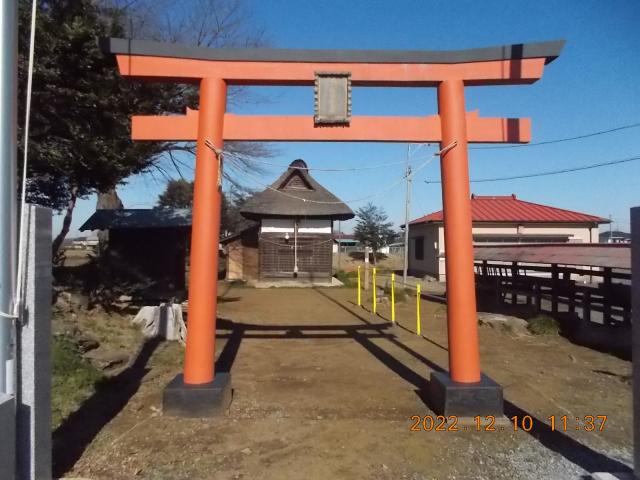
[222,159,354,283]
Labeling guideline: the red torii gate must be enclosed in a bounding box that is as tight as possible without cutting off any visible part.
[103,38,563,416]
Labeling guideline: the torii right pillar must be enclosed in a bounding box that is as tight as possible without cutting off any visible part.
[429,78,502,417]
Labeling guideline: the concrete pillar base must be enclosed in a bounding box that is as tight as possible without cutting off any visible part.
[428,371,503,417]
[163,373,232,417]
[0,393,15,480]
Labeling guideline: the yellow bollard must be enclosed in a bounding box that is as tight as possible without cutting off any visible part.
[416,283,421,335]
[357,266,361,306]
[372,267,377,314]
[391,273,396,323]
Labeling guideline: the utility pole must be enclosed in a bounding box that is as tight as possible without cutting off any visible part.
[364,245,370,291]
[0,0,18,395]
[402,144,412,286]
[609,214,613,243]
[337,220,341,272]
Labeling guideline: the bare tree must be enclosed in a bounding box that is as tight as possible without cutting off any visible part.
[103,0,265,47]
[99,0,274,190]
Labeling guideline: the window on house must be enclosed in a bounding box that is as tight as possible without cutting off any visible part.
[414,236,424,260]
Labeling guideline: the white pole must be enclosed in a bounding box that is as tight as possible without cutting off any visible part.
[609,214,613,243]
[0,0,18,395]
[293,220,298,277]
[337,220,341,271]
[364,245,370,291]
[402,144,412,286]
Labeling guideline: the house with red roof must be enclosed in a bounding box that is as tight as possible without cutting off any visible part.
[406,194,609,281]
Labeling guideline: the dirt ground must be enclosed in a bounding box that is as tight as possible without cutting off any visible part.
[55,285,633,479]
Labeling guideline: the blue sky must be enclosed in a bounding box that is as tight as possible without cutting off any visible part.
[64,0,640,236]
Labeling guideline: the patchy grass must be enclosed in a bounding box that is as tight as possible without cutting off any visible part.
[383,284,409,302]
[150,342,184,370]
[375,266,393,274]
[52,336,104,428]
[335,270,349,284]
[527,314,560,336]
[433,304,447,316]
[335,270,358,287]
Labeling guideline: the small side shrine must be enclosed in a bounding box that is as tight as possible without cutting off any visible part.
[222,159,353,283]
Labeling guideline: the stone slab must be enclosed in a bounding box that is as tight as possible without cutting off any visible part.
[428,371,503,417]
[16,205,52,480]
[163,373,232,418]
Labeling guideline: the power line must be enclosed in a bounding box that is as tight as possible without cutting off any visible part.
[224,142,456,205]
[224,151,437,172]
[226,156,420,204]
[424,154,640,184]
[159,121,640,176]
[470,121,640,150]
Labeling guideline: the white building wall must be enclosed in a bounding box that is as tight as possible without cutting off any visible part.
[471,223,596,243]
[408,222,600,281]
[261,218,331,234]
[408,223,440,278]
[298,219,331,233]
[261,218,294,233]
[438,225,446,280]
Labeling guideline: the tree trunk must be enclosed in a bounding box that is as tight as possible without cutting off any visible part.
[96,188,123,210]
[96,188,123,253]
[52,186,78,256]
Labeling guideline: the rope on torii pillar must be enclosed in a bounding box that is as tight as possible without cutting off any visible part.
[204,139,224,187]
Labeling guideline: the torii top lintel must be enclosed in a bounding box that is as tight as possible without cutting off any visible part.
[104,38,564,143]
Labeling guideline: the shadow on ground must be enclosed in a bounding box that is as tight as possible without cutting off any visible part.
[315,288,632,475]
[52,280,247,475]
[52,337,162,477]
[53,286,632,476]
[52,321,249,477]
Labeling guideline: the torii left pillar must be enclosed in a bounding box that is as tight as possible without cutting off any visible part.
[163,77,233,417]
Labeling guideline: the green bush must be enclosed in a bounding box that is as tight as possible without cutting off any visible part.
[383,284,408,302]
[335,270,356,287]
[527,314,560,335]
[335,269,359,281]
[335,270,349,283]
[52,336,104,428]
